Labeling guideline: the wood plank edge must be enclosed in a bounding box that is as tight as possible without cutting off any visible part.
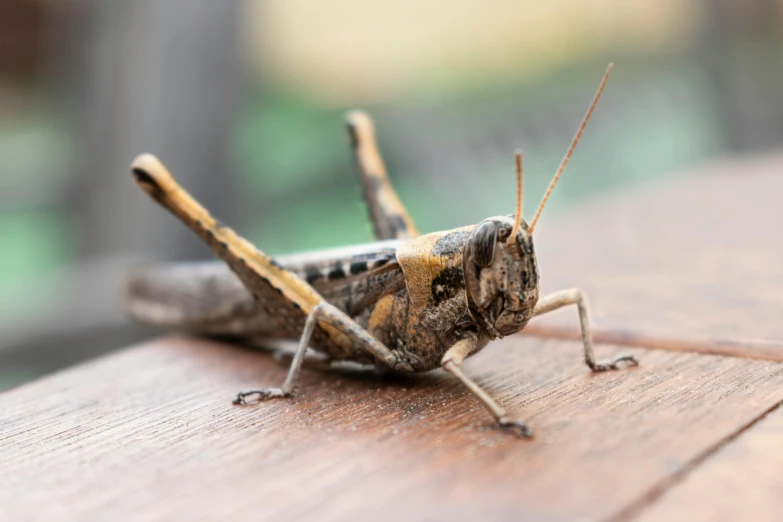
[523,325,783,362]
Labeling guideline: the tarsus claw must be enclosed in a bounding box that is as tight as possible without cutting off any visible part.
[232,388,289,405]
[611,354,639,369]
[590,354,639,372]
[498,418,534,438]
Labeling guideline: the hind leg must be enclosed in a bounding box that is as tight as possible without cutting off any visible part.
[345,111,419,240]
[130,155,403,402]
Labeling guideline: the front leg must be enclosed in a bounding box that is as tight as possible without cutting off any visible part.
[442,337,533,438]
[534,288,638,371]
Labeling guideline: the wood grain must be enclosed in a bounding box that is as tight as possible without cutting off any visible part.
[2,335,783,521]
[529,153,783,358]
[632,400,783,522]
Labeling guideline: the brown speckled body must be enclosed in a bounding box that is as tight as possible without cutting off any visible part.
[341,228,478,371]
[127,233,477,372]
[127,216,540,373]
[303,216,539,371]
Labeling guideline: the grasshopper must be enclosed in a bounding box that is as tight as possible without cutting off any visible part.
[125,64,637,437]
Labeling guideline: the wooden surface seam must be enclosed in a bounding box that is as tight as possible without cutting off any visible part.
[608,395,783,522]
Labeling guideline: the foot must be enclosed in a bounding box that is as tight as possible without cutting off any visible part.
[588,354,639,372]
[497,417,534,438]
[232,388,289,405]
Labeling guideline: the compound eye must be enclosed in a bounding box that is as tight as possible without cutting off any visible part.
[470,221,498,267]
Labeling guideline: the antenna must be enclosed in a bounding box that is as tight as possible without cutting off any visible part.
[510,149,523,241]
[528,63,613,234]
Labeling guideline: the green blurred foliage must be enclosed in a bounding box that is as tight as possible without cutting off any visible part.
[0,58,725,320]
[0,111,74,321]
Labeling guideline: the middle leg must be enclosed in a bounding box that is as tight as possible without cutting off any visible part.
[234,301,409,404]
[233,305,321,403]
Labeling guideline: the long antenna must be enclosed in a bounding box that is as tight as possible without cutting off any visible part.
[510,149,523,240]
[528,63,613,234]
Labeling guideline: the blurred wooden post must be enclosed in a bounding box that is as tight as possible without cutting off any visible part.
[0,1,245,378]
[698,0,783,151]
[62,0,243,261]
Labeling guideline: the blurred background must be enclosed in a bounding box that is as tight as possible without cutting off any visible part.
[0,0,781,391]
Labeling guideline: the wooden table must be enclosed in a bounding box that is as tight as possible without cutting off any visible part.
[3,153,783,521]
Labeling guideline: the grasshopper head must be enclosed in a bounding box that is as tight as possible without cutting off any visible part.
[461,63,614,337]
[463,215,539,338]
